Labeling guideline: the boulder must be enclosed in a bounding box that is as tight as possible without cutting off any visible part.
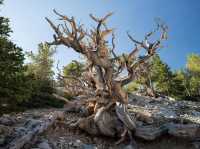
[166,123,200,138]
[135,125,168,140]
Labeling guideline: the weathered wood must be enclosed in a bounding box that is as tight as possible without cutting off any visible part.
[52,93,69,103]
[116,104,136,131]
[6,111,64,149]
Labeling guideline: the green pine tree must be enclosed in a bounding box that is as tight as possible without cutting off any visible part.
[63,60,84,78]
[26,43,56,81]
[150,55,173,96]
[186,54,200,97]
[0,0,31,112]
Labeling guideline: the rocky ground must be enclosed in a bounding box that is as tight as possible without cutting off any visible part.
[0,94,200,149]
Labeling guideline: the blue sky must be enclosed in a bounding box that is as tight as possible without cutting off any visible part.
[1,0,200,71]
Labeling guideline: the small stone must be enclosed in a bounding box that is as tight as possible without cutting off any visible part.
[117,144,138,149]
[92,137,98,143]
[192,142,200,149]
[68,142,73,146]
[37,141,52,149]
[76,139,81,143]
[82,144,97,149]
[73,139,82,147]
[0,115,16,126]
[124,144,137,149]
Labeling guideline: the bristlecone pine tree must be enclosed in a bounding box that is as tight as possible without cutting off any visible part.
[46,10,168,146]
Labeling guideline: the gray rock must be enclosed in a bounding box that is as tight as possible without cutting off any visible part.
[73,139,82,147]
[117,144,138,149]
[135,125,168,140]
[0,115,16,126]
[82,144,97,149]
[37,141,52,149]
[0,124,12,145]
[124,144,137,149]
[153,107,177,119]
[192,142,200,149]
[192,111,200,117]
[166,123,200,138]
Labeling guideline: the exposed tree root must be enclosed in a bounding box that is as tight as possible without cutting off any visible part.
[65,99,137,146]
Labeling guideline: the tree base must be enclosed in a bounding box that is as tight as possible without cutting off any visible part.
[66,98,137,146]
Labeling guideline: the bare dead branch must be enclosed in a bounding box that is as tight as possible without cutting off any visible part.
[45,17,62,36]
[46,11,168,104]
[89,12,113,23]
[111,32,118,59]
[127,32,142,45]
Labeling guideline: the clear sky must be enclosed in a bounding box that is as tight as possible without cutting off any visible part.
[1,0,200,71]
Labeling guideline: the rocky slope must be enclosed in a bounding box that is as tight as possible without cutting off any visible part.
[0,95,200,149]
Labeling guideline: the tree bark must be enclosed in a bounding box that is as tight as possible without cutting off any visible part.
[46,10,168,145]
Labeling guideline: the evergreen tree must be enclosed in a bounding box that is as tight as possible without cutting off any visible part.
[0,0,31,112]
[0,39,28,102]
[63,60,84,78]
[186,54,200,96]
[124,53,200,100]
[187,54,200,74]
[0,1,11,38]
[23,43,65,108]
[171,54,200,100]
[123,81,140,94]
[171,70,190,99]
[26,43,56,93]
[26,43,56,80]
[150,55,173,96]
[130,55,173,97]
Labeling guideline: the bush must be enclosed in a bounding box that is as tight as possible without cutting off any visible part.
[20,92,65,109]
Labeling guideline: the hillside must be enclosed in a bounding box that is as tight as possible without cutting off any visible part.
[0,95,199,149]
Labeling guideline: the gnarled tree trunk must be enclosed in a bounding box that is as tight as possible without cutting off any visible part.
[46,10,168,146]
